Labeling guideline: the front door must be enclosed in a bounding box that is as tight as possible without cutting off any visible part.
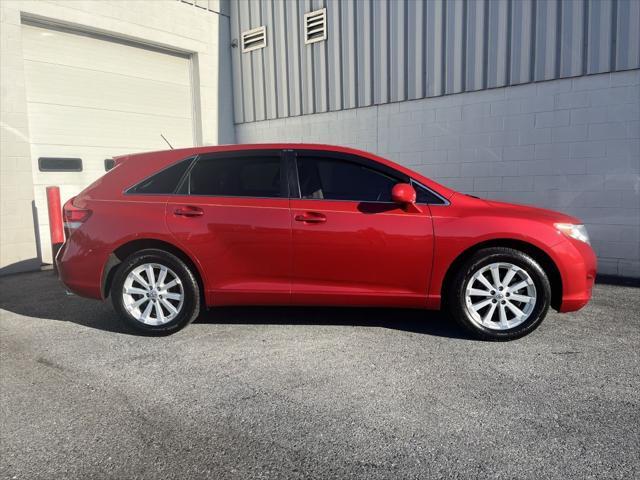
[166,150,291,306]
[289,151,434,307]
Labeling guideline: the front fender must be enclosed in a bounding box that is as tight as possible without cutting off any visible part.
[426,205,567,308]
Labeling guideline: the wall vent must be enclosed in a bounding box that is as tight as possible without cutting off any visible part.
[241,26,266,53]
[38,157,83,172]
[304,8,327,45]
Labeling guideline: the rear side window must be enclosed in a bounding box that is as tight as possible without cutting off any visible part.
[128,158,193,195]
[187,154,283,198]
[297,155,400,202]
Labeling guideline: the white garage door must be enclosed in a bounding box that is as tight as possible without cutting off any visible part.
[22,23,195,263]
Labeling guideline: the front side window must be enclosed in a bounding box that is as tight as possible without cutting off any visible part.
[128,157,193,194]
[297,155,400,202]
[186,154,283,198]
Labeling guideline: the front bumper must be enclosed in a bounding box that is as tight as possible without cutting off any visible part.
[553,237,597,313]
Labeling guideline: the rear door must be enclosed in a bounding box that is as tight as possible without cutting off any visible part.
[165,150,291,306]
[288,150,435,307]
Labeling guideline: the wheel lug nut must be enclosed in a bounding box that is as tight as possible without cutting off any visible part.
[501,300,506,304]
[499,287,503,291]
[490,290,495,295]
[492,299,497,303]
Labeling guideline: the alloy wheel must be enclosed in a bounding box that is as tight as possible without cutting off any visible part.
[464,262,537,331]
[122,263,184,325]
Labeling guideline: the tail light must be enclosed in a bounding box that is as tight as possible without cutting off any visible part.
[62,197,92,238]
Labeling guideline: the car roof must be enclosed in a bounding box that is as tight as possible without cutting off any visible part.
[115,143,376,159]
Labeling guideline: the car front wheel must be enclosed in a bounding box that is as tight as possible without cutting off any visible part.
[111,249,201,334]
[449,247,551,341]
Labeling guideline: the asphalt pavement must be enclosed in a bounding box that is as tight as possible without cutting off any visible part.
[1,271,638,479]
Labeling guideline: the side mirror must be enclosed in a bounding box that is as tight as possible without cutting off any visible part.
[391,183,422,213]
[391,183,416,204]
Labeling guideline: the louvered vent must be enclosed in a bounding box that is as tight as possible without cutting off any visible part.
[241,26,266,53]
[304,8,327,45]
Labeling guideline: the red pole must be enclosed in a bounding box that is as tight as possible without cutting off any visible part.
[46,186,64,267]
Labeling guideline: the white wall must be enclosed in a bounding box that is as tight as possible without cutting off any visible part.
[0,0,235,274]
[237,70,640,278]
[1,2,38,274]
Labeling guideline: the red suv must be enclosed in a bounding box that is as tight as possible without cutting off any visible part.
[57,144,596,340]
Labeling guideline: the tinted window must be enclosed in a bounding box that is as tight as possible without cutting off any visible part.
[414,182,446,205]
[188,155,282,198]
[129,158,192,194]
[38,157,82,172]
[297,156,400,202]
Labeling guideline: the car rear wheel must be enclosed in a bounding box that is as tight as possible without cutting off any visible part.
[111,249,200,334]
[448,247,551,341]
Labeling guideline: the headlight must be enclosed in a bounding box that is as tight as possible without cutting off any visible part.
[555,223,590,245]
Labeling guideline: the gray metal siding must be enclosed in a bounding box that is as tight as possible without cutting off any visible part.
[231,0,640,124]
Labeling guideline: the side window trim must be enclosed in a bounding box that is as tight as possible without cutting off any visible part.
[285,149,301,199]
[177,149,288,199]
[125,155,197,195]
[280,151,290,199]
[175,154,200,195]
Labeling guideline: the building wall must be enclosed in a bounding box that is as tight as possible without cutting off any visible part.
[230,0,640,124]
[0,0,235,274]
[236,70,640,278]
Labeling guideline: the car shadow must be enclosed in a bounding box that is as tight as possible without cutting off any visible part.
[0,271,471,340]
[195,305,470,339]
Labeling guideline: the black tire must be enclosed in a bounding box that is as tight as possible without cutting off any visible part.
[111,248,201,335]
[448,247,551,341]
